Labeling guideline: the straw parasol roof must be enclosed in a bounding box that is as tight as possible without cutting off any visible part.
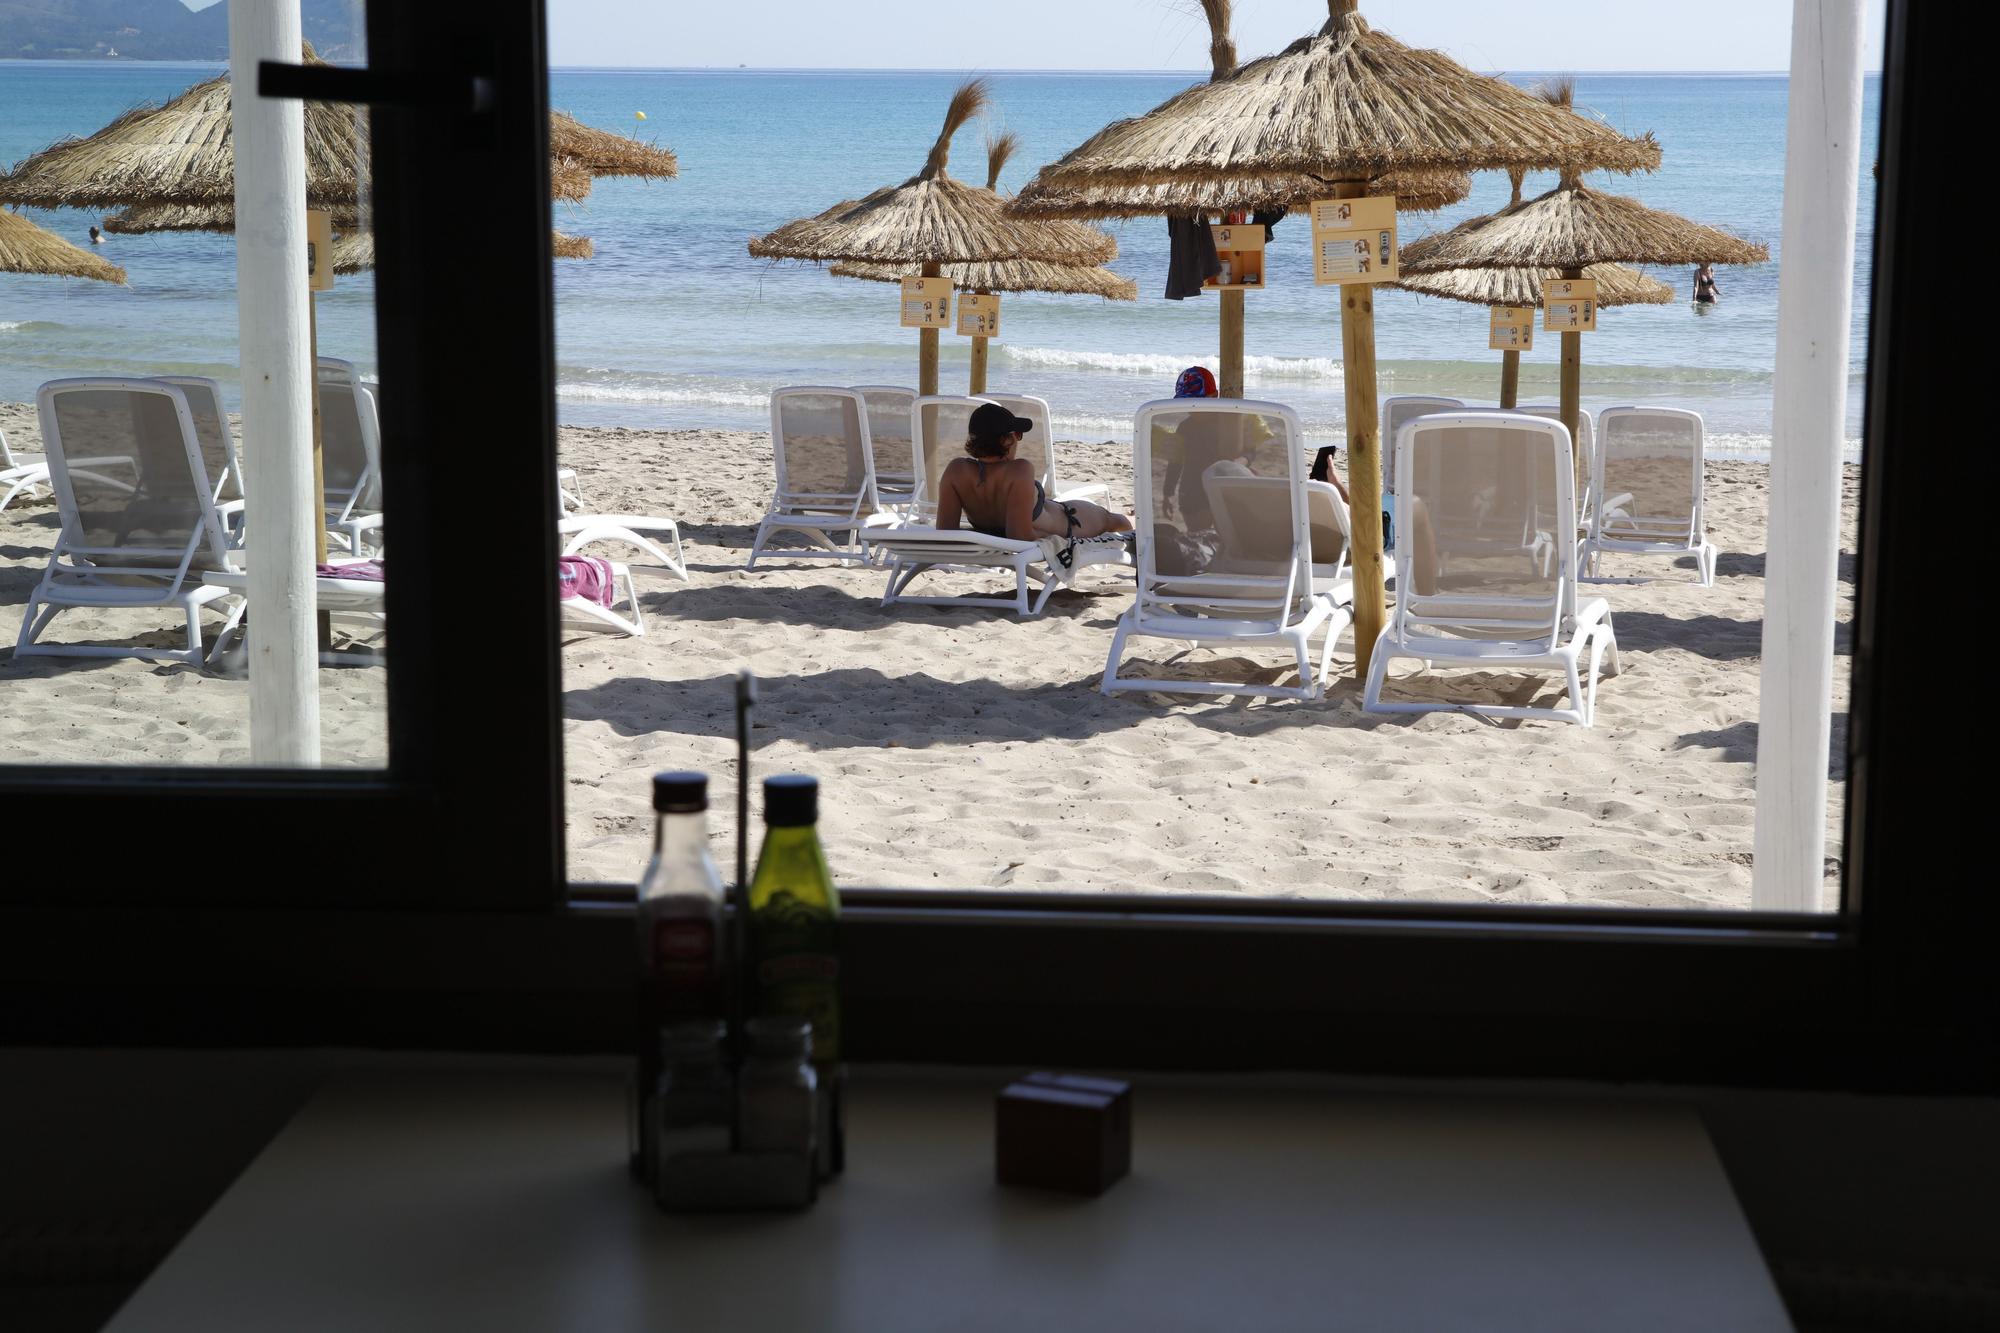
[1398,181,1769,271]
[1018,0,1660,198]
[749,80,1116,267]
[1012,165,1470,220]
[828,257,1135,300]
[0,44,360,212]
[332,228,592,275]
[1394,261,1671,307]
[1,209,126,283]
[549,112,678,180]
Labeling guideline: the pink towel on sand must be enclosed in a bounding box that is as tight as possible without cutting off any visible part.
[557,554,617,608]
[317,561,386,581]
[314,558,614,610]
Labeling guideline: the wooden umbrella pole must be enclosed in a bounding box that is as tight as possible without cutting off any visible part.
[919,260,942,397]
[1558,263,1583,491]
[1219,287,1245,398]
[1335,179,1385,681]
[1499,348,1520,409]
[968,286,989,394]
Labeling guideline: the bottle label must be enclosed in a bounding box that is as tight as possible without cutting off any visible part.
[648,918,718,1018]
[751,890,840,1063]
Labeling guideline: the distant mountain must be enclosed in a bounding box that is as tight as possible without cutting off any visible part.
[0,0,361,61]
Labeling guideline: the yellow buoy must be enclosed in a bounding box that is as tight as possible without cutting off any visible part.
[634,110,648,121]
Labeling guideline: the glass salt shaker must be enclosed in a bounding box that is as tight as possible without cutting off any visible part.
[652,1020,733,1205]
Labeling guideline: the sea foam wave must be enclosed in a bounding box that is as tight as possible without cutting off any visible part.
[999,345,1344,382]
[0,320,61,333]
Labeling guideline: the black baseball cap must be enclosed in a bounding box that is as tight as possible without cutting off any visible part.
[969,401,1034,440]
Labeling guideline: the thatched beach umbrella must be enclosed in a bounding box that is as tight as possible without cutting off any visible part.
[1392,160,1670,408]
[1,209,126,284]
[1012,0,1661,679]
[1400,86,1765,459]
[749,80,1117,396]
[332,228,593,276]
[549,111,678,180]
[825,132,1138,393]
[0,45,360,213]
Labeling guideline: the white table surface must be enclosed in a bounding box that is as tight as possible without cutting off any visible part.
[106,1069,1791,1333]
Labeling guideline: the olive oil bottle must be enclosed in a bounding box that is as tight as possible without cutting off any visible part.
[747,774,843,1178]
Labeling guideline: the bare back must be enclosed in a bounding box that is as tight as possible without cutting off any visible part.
[938,455,1039,540]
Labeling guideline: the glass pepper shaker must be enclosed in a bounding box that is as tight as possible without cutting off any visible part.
[737,1016,818,1205]
[652,1020,733,1206]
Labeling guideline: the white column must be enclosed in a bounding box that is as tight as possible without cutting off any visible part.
[1753,0,1867,910]
[230,0,320,765]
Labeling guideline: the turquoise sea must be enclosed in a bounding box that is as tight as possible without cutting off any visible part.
[1,63,1878,457]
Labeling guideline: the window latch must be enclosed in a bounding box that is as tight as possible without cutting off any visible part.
[257,62,495,116]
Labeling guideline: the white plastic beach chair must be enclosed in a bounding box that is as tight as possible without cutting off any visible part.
[316,358,385,556]
[1582,406,1716,586]
[978,391,1110,505]
[14,378,244,666]
[852,385,920,510]
[1101,399,1351,700]
[202,554,644,669]
[1380,396,1465,495]
[2,425,53,511]
[1363,411,1620,726]
[152,376,245,507]
[860,394,1132,616]
[747,387,880,568]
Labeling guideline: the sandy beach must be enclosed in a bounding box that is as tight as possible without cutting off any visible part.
[1,398,1852,910]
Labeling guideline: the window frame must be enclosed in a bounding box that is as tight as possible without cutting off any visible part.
[3,0,1987,1094]
[0,0,567,913]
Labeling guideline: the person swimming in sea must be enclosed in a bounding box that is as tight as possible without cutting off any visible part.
[1693,262,1720,305]
[88,225,105,245]
[936,402,1132,543]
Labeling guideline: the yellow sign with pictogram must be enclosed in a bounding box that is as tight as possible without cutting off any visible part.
[1489,305,1535,351]
[1541,277,1599,332]
[1310,196,1398,285]
[957,292,1000,337]
[900,276,951,329]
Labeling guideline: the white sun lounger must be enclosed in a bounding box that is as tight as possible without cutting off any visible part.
[15,378,245,666]
[1102,399,1351,700]
[1579,406,1716,585]
[852,385,920,511]
[747,387,882,568]
[1363,411,1620,726]
[1380,395,1466,497]
[977,391,1110,506]
[1,424,52,511]
[861,394,1131,616]
[316,358,386,556]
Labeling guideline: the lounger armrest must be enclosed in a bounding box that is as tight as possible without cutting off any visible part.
[862,525,1038,554]
[1052,483,1109,503]
[343,512,386,534]
[1572,597,1613,632]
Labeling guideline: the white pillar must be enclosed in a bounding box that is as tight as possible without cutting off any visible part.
[230,0,320,765]
[1753,0,1867,911]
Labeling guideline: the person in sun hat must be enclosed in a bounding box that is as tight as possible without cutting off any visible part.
[936,402,1132,543]
[1160,363,1280,530]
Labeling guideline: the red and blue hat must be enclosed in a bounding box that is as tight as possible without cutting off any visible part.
[1174,365,1218,399]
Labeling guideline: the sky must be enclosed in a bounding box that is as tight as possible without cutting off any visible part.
[541,0,1888,72]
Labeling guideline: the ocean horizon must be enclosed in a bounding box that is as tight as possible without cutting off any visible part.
[1,64,1878,459]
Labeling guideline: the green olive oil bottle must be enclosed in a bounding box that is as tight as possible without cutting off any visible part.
[747,774,843,1178]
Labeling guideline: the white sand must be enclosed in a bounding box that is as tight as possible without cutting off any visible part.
[2,398,1853,909]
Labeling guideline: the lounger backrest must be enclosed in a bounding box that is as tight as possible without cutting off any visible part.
[1392,412,1576,647]
[1132,398,1309,626]
[1515,402,1594,492]
[1,427,19,469]
[769,387,876,513]
[912,395,991,515]
[1381,396,1464,492]
[977,392,1057,492]
[1595,406,1704,542]
[153,376,242,503]
[852,385,918,486]
[316,359,380,515]
[36,377,234,578]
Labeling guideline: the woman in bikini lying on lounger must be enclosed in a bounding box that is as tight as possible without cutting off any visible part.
[936,402,1133,543]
